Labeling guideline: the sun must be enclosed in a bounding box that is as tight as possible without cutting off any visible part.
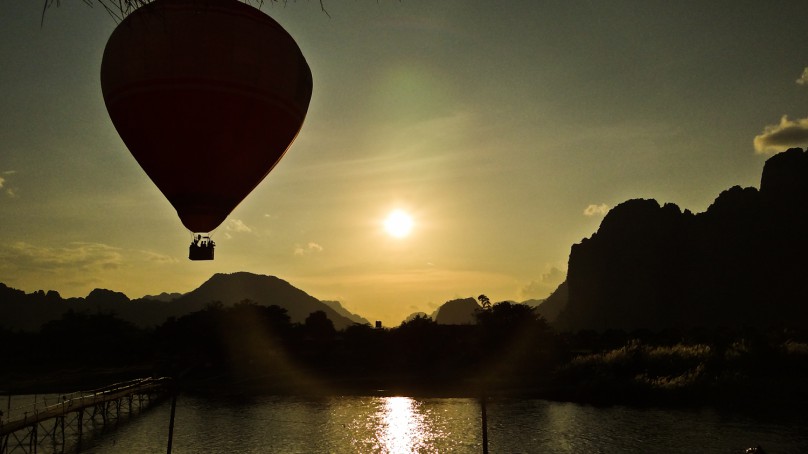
[384,210,414,238]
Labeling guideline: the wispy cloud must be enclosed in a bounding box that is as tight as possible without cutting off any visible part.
[138,250,179,264]
[0,242,124,274]
[0,171,17,197]
[226,219,252,233]
[583,203,610,217]
[0,242,184,298]
[293,242,324,256]
[797,67,808,85]
[520,266,566,300]
[753,115,808,154]
[221,219,253,239]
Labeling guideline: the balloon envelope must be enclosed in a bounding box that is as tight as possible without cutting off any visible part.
[101,0,312,233]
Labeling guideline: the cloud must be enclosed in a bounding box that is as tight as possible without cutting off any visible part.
[0,171,17,197]
[753,115,808,154]
[520,266,566,300]
[226,218,252,233]
[294,241,324,256]
[797,67,808,85]
[0,170,17,198]
[138,250,179,264]
[0,242,124,275]
[583,203,610,217]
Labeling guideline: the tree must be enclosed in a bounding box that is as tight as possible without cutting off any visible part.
[478,294,491,311]
[474,301,552,352]
[399,314,437,330]
[304,310,336,342]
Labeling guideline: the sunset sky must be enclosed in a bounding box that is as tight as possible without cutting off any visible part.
[1,0,807,325]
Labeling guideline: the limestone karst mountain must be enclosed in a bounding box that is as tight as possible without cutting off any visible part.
[555,148,808,331]
[433,298,481,325]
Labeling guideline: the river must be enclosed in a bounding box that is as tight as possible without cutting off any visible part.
[4,394,807,453]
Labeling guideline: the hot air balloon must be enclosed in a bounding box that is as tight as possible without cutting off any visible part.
[100,0,312,260]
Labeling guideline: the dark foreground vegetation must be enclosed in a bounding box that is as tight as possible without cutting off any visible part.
[3,301,808,410]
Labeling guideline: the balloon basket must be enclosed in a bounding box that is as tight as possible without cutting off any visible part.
[189,235,215,261]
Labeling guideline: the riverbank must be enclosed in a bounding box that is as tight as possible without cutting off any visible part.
[0,364,156,394]
[4,362,808,416]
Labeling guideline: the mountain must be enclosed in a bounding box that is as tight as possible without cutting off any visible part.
[0,272,362,331]
[555,147,808,331]
[141,292,183,302]
[86,288,129,305]
[321,300,371,325]
[433,298,481,325]
[403,311,430,323]
[162,272,359,329]
[424,297,554,326]
[523,281,568,324]
[0,283,74,331]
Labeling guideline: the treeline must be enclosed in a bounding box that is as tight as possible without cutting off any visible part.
[3,301,808,407]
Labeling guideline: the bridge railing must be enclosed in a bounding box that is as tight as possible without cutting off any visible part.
[0,377,171,428]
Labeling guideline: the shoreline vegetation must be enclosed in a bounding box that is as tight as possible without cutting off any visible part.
[3,302,807,411]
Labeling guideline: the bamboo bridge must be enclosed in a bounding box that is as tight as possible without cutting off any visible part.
[0,377,172,454]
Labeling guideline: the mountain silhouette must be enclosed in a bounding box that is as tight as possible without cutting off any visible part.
[174,272,358,329]
[555,147,808,331]
[321,300,371,325]
[86,288,129,305]
[0,272,363,331]
[141,291,183,302]
[4,150,806,335]
[403,311,430,323]
[433,297,481,324]
[410,297,554,326]
[523,281,567,324]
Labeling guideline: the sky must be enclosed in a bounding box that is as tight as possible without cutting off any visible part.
[1,0,807,326]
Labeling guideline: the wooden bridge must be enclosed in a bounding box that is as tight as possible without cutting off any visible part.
[0,377,172,454]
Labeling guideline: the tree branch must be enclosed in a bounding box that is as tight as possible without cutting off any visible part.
[42,0,331,24]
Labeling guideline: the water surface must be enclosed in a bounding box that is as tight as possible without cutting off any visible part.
[5,394,807,453]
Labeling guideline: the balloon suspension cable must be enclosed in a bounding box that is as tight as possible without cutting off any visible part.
[189,231,215,240]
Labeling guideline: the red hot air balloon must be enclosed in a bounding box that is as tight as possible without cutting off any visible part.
[100,0,312,260]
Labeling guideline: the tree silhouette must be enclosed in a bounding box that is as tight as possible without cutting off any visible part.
[304,310,336,342]
[478,294,491,311]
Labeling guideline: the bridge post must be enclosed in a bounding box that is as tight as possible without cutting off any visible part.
[30,424,37,453]
[166,378,178,454]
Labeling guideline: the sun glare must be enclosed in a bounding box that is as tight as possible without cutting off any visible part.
[384,210,414,238]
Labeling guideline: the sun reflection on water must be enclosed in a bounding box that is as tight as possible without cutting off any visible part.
[379,396,426,453]
[344,396,478,453]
